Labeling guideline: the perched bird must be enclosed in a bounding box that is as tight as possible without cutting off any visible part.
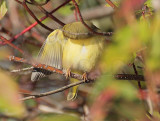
[31,21,106,100]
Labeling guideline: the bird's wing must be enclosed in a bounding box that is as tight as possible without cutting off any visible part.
[31,29,67,81]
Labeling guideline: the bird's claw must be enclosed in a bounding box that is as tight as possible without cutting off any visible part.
[82,72,89,83]
[66,68,71,79]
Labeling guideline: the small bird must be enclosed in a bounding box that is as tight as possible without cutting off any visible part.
[31,21,106,100]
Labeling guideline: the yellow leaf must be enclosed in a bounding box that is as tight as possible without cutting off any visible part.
[0,0,7,20]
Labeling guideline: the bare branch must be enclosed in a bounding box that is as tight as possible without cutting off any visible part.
[8,56,145,82]
[72,0,113,36]
[105,0,118,9]
[20,80,85,101]
[132,63,142,89]
[37,5,65,26]
[22,0,53,31]
[0,36,24,54]
[7,55,145,101]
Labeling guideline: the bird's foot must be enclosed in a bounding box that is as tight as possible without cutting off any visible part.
[65,68,71,79]
[82,72,89,83]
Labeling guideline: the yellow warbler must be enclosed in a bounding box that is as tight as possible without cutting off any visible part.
[31,21,106,100]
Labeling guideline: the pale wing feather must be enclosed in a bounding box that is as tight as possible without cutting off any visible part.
[31,29,67,81]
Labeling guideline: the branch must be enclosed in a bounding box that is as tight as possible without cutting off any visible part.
[114,74,144,81]
[20,80,85,101]
[37,5,65,26]
[132,63,142,89]
[22,0,53,31]
[105,0,118,9]
[72,0,113,36]
[8,55,145,81]
[14,0,70,40]
[0,0,71,45]
[0,36,24,54]
[7,55,145,101]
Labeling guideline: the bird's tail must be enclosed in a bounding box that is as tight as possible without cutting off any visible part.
[67,78,78,101]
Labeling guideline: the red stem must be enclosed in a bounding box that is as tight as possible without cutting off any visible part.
[0,0,71,45]
[105,0,118,9]
[0,36,24,54]
[23,0,53,31]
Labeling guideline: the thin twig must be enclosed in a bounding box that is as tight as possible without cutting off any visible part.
[8,55,145,101]
[114,74,144,81]
[37,6,65,26]
[11,67,33,73]
[105,0,118,9]
[0,0,70,45]
[22,0,53,31]
[0,36,24,54]
[8,55,145,81]
[72,0,113,36]
[20,80,85,101]
[132,63,142,89]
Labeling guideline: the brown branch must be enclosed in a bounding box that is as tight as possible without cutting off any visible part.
[114,74,144,81]
[132,63,142,89]
[37,6,65,26]
[8,56,145,81]
[71,0,113,36]
[105,0,118,9]
[22,0,53,31]
[7,55,145,101]
[12,0,70,43]
[20,80,85,101]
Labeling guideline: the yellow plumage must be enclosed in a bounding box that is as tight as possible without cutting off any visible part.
[31,21,105,100]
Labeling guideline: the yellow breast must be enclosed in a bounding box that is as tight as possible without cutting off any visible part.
[62,35,105,73]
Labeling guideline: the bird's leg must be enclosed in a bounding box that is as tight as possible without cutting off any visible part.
[65,68,71,79]
[82,72,89,83]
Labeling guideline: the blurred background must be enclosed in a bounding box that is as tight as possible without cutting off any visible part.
[0,0,160,121]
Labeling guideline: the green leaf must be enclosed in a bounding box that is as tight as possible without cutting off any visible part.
[0,0,7,20]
